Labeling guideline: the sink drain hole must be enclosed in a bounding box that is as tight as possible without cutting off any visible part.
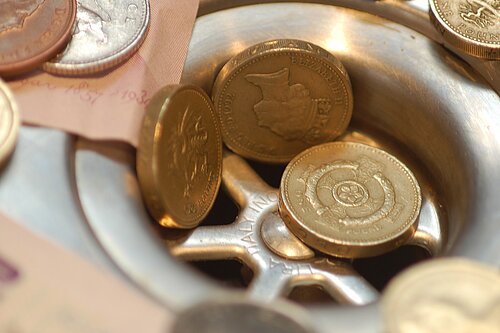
[353,245,430,291]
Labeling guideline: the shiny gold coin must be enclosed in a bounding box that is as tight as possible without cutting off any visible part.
[137,85,223,229]
[429,0,499,60]
[0,79,20,166]
[212,39,353,163]
[279,142,421,258]
[382,258,500,333]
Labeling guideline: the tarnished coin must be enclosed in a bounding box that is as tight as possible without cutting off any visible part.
[212,39,353,163]
[0,0,77,78]
[43,0,150,76]
[279,142,421,258]
[0,79,20,165]
[137,85,222,229]
[429,0,499,60]
[172,295,314,333]
[382,258,500,333]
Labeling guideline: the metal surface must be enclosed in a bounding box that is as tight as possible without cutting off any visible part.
[44,0,150,76]
[0,128,115,271]
[0,1,497,333]
[170,151,379,304]
[73,2,500,333]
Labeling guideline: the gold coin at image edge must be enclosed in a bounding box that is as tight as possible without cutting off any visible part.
[136,85,223,229]
[381,259,500,333]
[279,142,422,258]
[429,0,499,60]
[0,80,20,165]
[212,39,354,163]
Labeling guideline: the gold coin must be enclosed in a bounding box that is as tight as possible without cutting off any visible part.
[0,79,20,166]
[429,0,499,60]
[382,258,500,333]
[137,85,223,229]
[279,142,421,258]
[212,39,353,163]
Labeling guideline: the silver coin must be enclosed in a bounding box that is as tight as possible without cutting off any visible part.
[172,296,315,333]
[43,0,150,76]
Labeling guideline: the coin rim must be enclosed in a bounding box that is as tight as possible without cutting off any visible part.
[429,0,500,60]
[43,0,151,76]
[0,0,77,78]
[0,80,20,165]
[172,293,315,333]
[381,258,500,333]
[279,141,422,258]
[136,84,223,229]
[212,39,353,163]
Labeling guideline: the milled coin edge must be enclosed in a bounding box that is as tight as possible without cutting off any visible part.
[137,84,223,229]
[429,0,500,60]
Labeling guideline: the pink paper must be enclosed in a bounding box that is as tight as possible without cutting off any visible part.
[0,212,172,332]
[8,0,200,147]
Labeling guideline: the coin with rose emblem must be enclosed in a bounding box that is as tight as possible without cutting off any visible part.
[278,142,421,258]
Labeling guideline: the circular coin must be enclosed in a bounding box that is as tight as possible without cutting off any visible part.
[279,142,421,258]
[382,258,500,333]
[172,295,314,333]
[0,79,20,165]
[137,85,222,229]
[0,0,77,78]
[429,0,499,60]
[43,0,150,76]
[212,39,353,163]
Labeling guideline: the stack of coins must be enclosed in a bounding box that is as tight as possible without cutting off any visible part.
[0,0,150,78]
[0,0,151,165]
[137,38,423,261]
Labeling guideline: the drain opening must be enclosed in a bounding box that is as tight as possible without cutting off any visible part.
[201,188,239,226]
[247,159,287,188]
[188,259,253,289]
[353,245,431,291]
